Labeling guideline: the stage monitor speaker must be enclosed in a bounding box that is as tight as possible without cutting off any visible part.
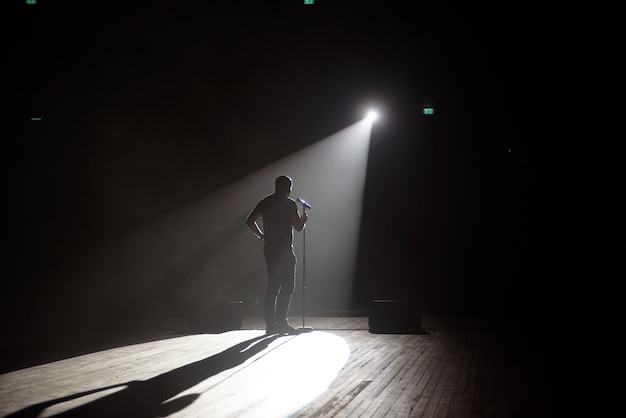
[369,299,425,334]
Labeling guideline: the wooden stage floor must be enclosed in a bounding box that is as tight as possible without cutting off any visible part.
[0,316,614,417]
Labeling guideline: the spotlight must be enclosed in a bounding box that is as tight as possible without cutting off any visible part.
[365,110,378,122]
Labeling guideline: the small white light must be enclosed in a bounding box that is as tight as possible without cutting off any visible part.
[366,110,378,122]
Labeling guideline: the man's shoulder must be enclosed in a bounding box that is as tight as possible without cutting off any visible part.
[259,194,274,204]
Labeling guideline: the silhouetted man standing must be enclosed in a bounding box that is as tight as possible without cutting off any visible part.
[246,175,307,335]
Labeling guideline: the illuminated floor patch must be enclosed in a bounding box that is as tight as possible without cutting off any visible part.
[172,331,351,417]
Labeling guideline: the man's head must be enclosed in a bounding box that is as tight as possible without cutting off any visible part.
[275,175,293,197]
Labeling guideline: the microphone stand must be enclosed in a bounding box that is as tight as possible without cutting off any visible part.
[299,204,313,333]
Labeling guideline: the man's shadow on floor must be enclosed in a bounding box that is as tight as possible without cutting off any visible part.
[5,334,280,418]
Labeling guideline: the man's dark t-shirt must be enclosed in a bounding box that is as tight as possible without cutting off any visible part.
[255,194,299,249]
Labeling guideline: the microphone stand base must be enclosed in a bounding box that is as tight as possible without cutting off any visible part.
[298,326,314,333]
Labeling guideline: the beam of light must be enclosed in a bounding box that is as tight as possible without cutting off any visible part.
[365,109,378,122]
[33,117,373,329]
[0,331,350,418]
[240,117,374,314]
[286,118,373,313]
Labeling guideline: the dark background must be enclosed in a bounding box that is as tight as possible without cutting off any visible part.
[0,2,617,415]
[2,0,615,335]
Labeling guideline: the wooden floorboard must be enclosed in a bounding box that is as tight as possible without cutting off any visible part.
[0,316,614,417]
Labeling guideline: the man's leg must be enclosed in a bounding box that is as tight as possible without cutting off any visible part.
[275,250,299,334]
[264,248,281,334]
[263,247,284,334]
[264,279,280,333]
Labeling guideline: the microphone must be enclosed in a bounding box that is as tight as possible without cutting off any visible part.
[297,197,311,209]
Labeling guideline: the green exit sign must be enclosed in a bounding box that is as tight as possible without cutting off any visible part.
[304,0,314,4]
[423,107,435,115]
[26,0,37,4]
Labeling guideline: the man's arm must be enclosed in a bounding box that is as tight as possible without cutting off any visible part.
[292,210,308,232]
[246,209,264,240]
